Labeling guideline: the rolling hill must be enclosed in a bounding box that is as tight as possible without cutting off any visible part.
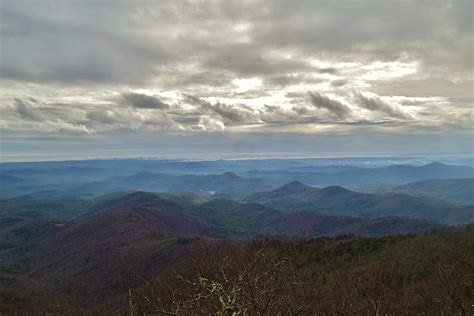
[259,211,439,237]
[241,162,474,188]
[2,162,472,200]
[22,207,191,309]
[64,171,284,198]
[245,181,474,225]
[391,178,474,204]
[83,191,441,239]
[0,174,25,185]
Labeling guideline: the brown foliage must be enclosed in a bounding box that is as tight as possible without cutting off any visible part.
[129,237,473,315]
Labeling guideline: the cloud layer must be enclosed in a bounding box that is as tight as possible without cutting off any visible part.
[0,0,472,160]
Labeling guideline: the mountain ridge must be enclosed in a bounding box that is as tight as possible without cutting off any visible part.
[245,181,474,225]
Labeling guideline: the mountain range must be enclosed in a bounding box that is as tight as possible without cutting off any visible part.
[389,178,474,204]
[0,158,472,313]
[241,162,474,188]
[1,162,473,199]
[245,181,474,225]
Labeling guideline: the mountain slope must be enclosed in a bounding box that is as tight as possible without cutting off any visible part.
[391,178,474,204]
[3,225,472,313]
[24,207,192,308]
[190,198,281,238]
[0,174,25,185]
[85,191,207,236]
[0,196,92,232]
[260,211,440,237]
[245,181,474,225]
[75,172,281,198]
[86,190,440,239]
[243,162,474,187]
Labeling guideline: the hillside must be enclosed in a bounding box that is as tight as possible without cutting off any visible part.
[242,162,474,188]
[0,196,92,237]
[245,181,474,225]
[391,178,474,204]
[85,191,441,239]
[0,174,25,185]
[260,211,440,237]
[2,162,472,199]
[1,226,472,313]
[22,207,192,309]
[68,171,283,198]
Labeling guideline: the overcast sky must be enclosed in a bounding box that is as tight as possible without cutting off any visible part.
[0,0,472,161]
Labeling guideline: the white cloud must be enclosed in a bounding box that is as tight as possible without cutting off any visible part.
[198,116,225,131]
[232,78,263,93]
[0,0,472,159]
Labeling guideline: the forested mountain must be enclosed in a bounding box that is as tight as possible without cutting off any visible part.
[242,162,474,187]
[245,181,474,225]
[1,158,472,313]
[390,178,474,204]
[2,161,472,199]
[1,224,472,314]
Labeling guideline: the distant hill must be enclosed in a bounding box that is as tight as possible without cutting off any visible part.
[2,167,128,183]
[83,191,441,239]
[391,178,474,204]
[285,165,362,173]
[0,196,92,230]
[0,174,25,185]
[0,219,69,249]
[2,162,472,199]
[77,171,283,198]
[242,162,474,187]
[245,181,474,225]
[24,201,440,279]
[189,198,280,238]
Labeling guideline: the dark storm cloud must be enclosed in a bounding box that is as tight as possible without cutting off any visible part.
[308,92,351,119]
[121,93,169,109]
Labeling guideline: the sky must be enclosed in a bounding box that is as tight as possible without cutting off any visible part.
[0,0,473,162]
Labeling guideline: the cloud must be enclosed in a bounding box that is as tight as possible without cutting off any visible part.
[86,109,120,125]
[353,92,410,119]
[0,1,171,85]
[198,116,225,131]
[0,98,91,134]
[308,92,351,119]
[1,0,471,94]
[121,92,170,109]
[331,79,348,88]
[0,1,472,159]
[184,94,258,125]
[85,105,183,131]
[14,99,45,121]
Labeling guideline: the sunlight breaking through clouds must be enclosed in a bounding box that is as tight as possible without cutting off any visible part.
[0,0,472,159]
